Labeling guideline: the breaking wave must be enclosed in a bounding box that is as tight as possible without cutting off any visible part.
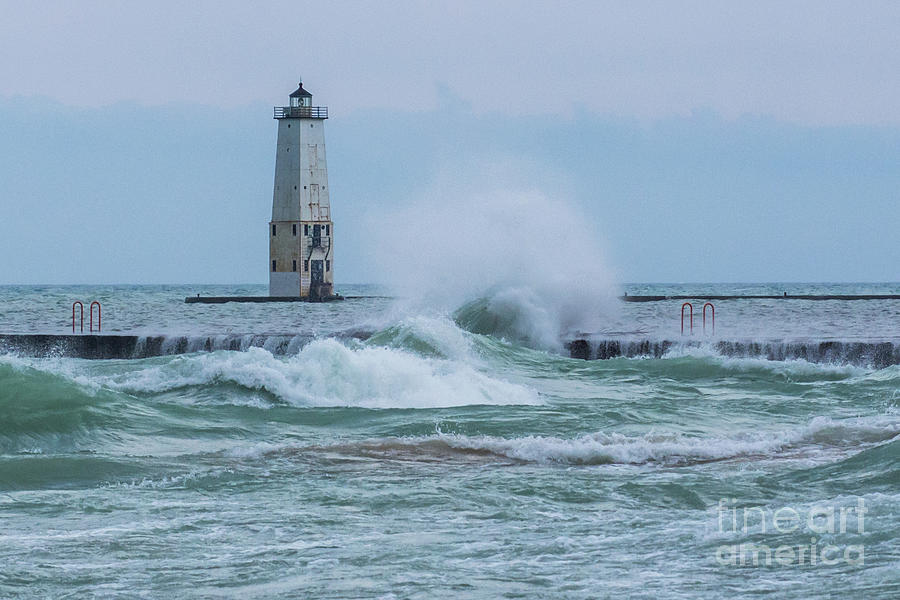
[453,286,618,352]
[3,333,540,411]
[233,416,900,467]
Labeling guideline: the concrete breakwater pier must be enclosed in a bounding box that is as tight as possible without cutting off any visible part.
[621,294,900,302]
[185,295,344,304]
[184,294,900,304]
[1,333,898,368]
[183,295,397,303]
[0,333,324,360]
[566,338,900,369]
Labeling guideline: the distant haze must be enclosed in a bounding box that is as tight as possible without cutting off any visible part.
[0,1,898,284]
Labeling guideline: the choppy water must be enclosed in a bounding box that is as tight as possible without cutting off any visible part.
[1,283,899,598]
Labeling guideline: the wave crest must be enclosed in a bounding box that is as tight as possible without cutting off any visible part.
[267,416,900,466]
[99,341,541,409]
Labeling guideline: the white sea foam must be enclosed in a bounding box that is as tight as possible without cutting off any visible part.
[659,344,871,376]
[326,416,900,466]
[378,314,475,360]
[212,416,900,467]
[0,352,104,394]
[430,431,782,465]
[96,340,540,409]
[103,467,236,489]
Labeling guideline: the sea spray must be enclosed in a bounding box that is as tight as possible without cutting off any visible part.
[368,168,619,350]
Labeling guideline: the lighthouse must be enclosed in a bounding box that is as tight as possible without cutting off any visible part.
[269,80,335,299]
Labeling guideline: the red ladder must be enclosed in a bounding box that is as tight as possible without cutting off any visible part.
[72,301,84,333]
[71,301,101,333]
[702,302,715,335]
[90,301,101,332]
[680,302,715,336]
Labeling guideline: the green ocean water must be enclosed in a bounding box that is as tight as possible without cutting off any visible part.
[1,284,899,598]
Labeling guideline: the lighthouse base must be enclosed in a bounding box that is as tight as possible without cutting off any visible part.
[269,272,334,299]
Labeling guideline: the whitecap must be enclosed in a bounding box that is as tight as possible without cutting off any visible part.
[95,341,541,409]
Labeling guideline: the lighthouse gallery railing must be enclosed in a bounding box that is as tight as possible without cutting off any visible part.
[274,106,329,119]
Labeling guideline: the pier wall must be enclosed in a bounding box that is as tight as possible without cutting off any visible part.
[2,334,897,368]
[566,339,899,369]
[0,334,315,360]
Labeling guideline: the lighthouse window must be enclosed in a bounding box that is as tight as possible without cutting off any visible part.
[325,225,330,235]
[292,260,297,272]
[325,260,330,272]
[304,260,309,272]
[294,185,297,190]
[304,224,309,236]
[287,124,291,128]
[272,224,276,236]
[272,260,276,272]
[292,224,297,236]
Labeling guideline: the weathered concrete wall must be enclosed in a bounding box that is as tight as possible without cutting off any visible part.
[566,338,900,369]
[271,118,330,222]
[269,220,302,295]
[269,271,300,297]
[3,333,894,367]
[0,333,320,359]
[269,114,334,297]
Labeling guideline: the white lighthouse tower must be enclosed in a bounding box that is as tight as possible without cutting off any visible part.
[269,80,335,299]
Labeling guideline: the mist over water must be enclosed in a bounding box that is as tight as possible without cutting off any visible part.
[369,171,619,349]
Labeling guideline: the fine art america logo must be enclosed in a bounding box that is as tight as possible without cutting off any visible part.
[715,498,866,567]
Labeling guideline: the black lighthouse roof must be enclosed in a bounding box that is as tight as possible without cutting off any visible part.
[289,82,312,98]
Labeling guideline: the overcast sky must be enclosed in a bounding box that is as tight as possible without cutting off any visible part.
[1,1,898,284]
[2,1,899,124]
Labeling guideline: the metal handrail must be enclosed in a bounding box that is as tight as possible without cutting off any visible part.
[90,301,101,333]
[703,302,715,335]
[72,301,84,333]
[274,106,329,119]
[681,302,693,335]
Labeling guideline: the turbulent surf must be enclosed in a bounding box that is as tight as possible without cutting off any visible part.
[1,283,899,598]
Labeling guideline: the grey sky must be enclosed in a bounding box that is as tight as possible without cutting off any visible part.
[1,1,898,285]
[1,1,898,125]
